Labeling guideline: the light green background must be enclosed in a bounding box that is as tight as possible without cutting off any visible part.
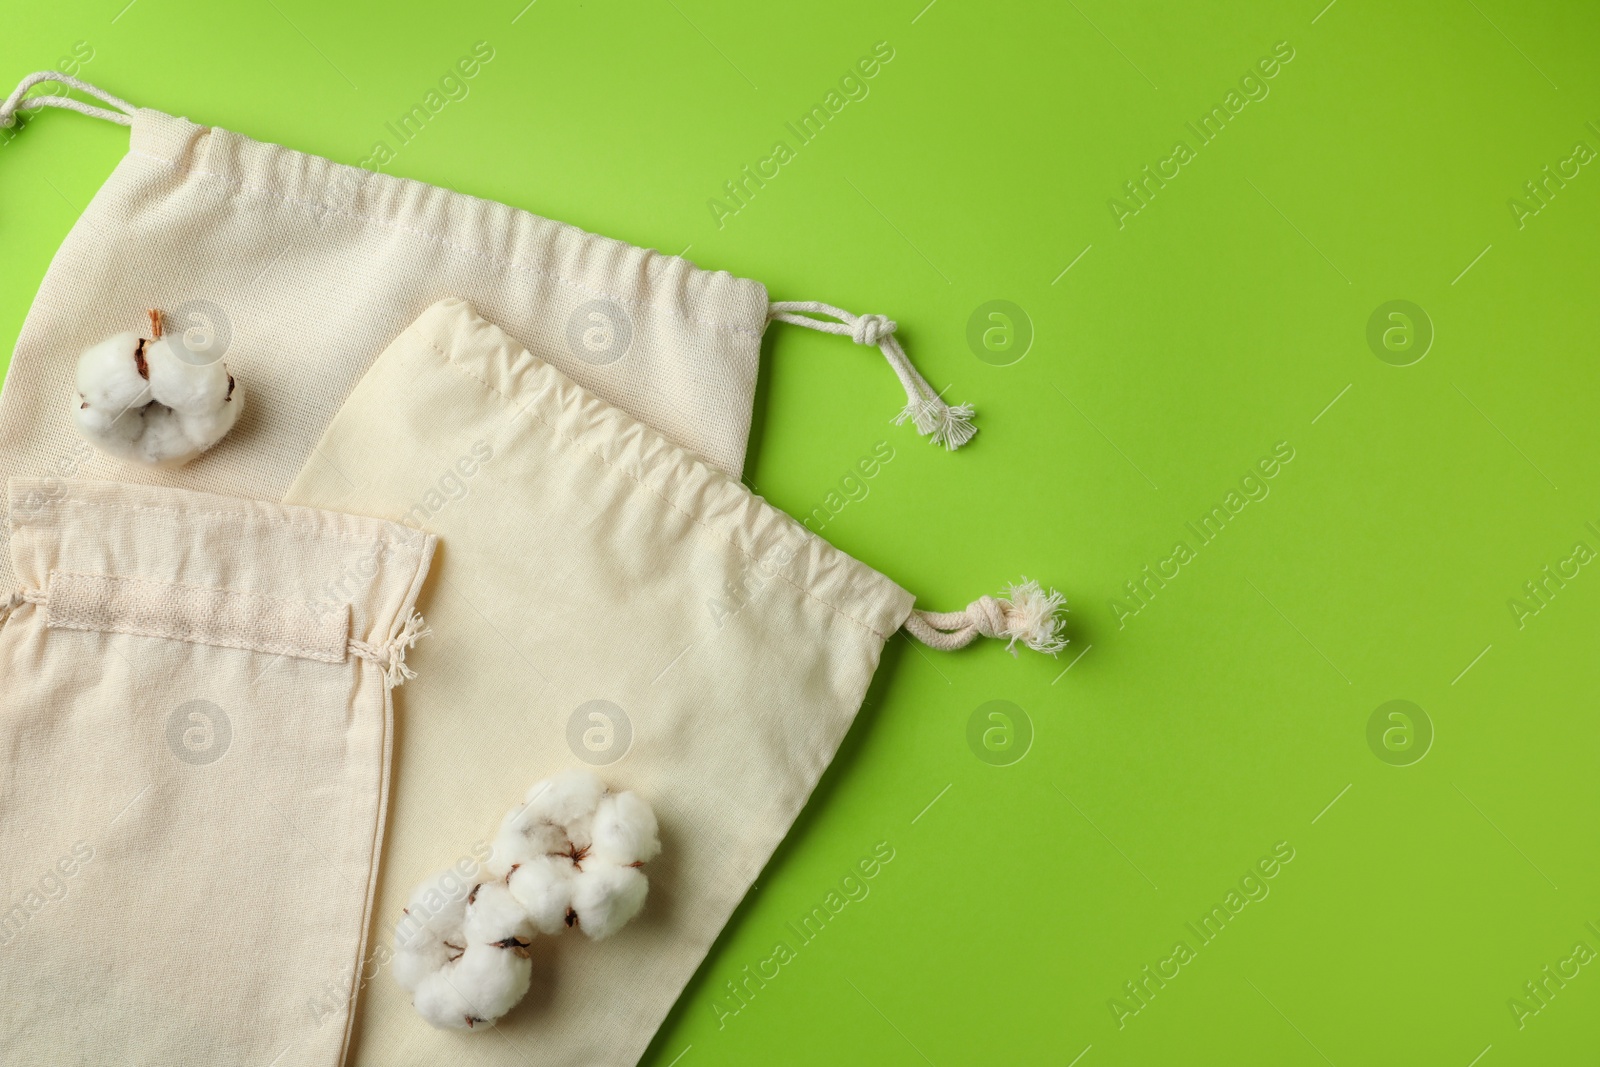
[3,2,1598,1064]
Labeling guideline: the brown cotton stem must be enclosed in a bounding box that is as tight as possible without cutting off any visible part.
[148,308,163,339]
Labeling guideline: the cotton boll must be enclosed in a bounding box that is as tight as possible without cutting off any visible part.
[73,401,143,449]
[493,772,661,941]
[174,377,242,444]
[411,949,533,1032]
[564,810,595,855]
[487,804,567,878]
[522,769,605,825]
[72,332,154,462]
[74,332,152,410]
[569,863,648,941]
[411,973,479,1030]
[590,791,661,866]
[71,311,243,468]
[463,881,533,948]
[392,938,445,995]
[393,867,474,994]
[395,868,535,1031]
[458,941,533,1020]
[144,336,233,415]
[507,855,576,935]
[133,406,197,468]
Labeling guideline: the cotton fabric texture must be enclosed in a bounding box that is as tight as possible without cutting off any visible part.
[0,478,435,1067]
[0,103,769,592]
[284,298,916,1065]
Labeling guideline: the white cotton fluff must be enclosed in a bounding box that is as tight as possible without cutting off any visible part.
[506,854,577,935]
[590,791,662,866]
[496,770,660,940]
[999,578,1068,656]
[487,768,606,878]
[71,315,242,468]
[394,868,534,1032]
[568,863,650,941]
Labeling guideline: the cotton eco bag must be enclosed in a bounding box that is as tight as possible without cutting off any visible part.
[0,75,980,581]
[0,71,771,593]
[284,299,1051,1064]
[0,478,434,1066]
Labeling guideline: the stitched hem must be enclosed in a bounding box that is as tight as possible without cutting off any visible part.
[11,495,427,560]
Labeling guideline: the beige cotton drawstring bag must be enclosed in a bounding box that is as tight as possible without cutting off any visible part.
[0,70,770,593]
[0,73,977,593]
[0,478,435,1067]
[284,299,1059,1065]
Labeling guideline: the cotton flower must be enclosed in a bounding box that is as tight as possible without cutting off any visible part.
[394,867,534,1031]
[71,309,241,467]
[488,769,661,940]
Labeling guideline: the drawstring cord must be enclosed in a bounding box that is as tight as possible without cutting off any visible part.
[349,610,432,688]
[769,300,976,451]
[0,72,137,129]
[903,578,1067,656]
[0,589,47,627]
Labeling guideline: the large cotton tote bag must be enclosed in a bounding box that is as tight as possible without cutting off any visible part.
[0,72,770,597]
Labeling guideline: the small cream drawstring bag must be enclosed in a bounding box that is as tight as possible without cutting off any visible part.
[284,299,1056,1065]
[0,478,435,1067]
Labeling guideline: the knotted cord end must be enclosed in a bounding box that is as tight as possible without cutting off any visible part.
[385,610,432,687]
[769,298,978,451]
[896,397,976,451]
[351,610,433,688]
[992,578,1067,656]
[903,577,1068,656]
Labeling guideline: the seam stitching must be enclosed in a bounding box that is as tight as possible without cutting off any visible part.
[45,617,348,663]
[11,497,423,558]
